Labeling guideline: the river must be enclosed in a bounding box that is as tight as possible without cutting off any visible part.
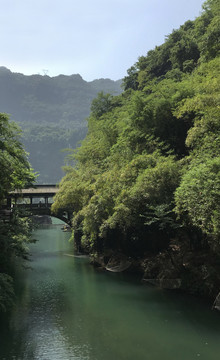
[0,221,219,360]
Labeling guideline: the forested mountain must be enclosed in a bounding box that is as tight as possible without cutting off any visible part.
[0,68,122,183]
[52,0,220,300]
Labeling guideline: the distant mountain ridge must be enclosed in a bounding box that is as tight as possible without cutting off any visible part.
[0,67,122,183]
[0,66,122,125]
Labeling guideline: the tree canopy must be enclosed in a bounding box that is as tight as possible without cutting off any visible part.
[52,0,220,261]
[0,113,35,312]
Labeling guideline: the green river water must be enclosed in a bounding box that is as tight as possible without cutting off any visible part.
[0,221,219,360]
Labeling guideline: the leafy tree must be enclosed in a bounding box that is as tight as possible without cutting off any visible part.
[198,0,220,60]
[90,92,114,118]
[0,113,35,312]
[0,114,35,201]
[122,66,139,91]
[174,57,220,245]
[175,157,220,239]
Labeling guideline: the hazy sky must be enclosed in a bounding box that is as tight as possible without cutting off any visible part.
[1,0,205,81]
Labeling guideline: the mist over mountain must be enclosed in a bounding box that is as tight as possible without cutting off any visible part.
[0,67,122,183]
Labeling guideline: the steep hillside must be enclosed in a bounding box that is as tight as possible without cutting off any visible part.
[0,67,122,183]
[52,0,220,300]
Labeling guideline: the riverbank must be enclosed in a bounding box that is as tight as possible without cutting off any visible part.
[89,238,220,307]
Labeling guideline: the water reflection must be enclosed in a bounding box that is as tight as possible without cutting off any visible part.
[0,224,220,360]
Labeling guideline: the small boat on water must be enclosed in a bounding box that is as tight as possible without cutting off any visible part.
[61,224,71,232]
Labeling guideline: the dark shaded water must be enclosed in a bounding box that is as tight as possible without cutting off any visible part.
[0,223,220,360]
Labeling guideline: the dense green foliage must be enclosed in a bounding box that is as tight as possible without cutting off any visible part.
[0,69,122,183]
[0,114,35,312]
[52,0,220,261]
[53,0,220,255]
[0,114,34,200]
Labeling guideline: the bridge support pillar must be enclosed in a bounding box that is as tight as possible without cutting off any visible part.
[30,196,33,209]
[7,197,11,208]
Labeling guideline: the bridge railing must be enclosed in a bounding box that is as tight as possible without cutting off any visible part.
[14,203,52,209]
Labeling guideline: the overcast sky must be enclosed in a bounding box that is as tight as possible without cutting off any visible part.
[1,0,205,81]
